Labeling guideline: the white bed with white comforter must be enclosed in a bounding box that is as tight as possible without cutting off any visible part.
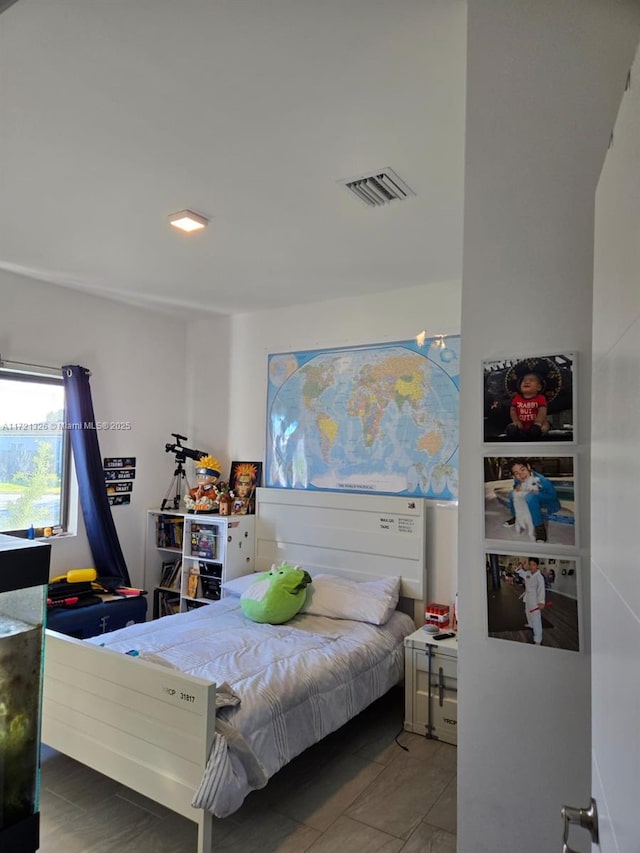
[42,489,427,852]
[86,598,414,817]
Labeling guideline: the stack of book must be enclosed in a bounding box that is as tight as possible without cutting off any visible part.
[158,594,180,617]
[159,559,181,590]
[156,515,183,549]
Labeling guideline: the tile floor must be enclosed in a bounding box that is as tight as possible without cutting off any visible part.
[39,686,457,853]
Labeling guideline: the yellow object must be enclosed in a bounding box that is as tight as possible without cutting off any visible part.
[195,454,221,476]
[50,568,97,584]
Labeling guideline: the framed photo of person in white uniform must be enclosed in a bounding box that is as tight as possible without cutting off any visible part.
[485,551,580,651]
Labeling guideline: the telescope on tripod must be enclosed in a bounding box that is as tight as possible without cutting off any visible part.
[160,433,207,510]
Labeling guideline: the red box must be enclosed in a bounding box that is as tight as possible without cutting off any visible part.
[425,602,450,628]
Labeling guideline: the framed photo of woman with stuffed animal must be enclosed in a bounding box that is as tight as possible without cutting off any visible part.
[483,455,577,548]
[482,352,576,443]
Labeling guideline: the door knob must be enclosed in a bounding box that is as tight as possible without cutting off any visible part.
[561,797,599,852]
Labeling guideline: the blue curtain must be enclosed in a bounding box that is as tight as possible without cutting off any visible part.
[62,365,131,586]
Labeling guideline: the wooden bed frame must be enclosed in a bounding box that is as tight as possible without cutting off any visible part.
[42,489,427,853]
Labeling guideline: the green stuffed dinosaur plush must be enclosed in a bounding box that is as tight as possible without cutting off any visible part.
[240,563,312,624]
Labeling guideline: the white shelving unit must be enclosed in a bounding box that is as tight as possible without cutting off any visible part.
[180,514,254,612]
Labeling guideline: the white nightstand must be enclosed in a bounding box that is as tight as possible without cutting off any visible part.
[404,627,458,745]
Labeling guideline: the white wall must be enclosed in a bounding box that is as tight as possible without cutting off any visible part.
[227,280,461,605]
[0,270,457,603]
[591,44,640,853]
[0,270,193,585]
[185,314,231,472]
[459,3,640,852]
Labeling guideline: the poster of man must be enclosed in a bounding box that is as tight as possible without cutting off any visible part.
[486,552,580,651]
[483,353,575,443]
[483,455,576,547]
[229,461,262,515]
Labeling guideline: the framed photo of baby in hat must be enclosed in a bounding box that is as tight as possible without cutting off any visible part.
[482,352,576,444]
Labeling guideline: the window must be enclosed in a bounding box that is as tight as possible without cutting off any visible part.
[0,369,71,535]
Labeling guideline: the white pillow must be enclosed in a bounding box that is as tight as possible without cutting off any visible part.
[221,573,262,597]
[300,574,401,625]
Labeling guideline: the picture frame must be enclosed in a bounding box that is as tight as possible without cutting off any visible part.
[483,455,577,548]
[485,550,581,651]
[482,352,576,444]
[228,461,262,515]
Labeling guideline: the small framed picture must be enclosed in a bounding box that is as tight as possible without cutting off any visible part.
[485,550,580,651]
[483,353,576,443]
[483,455,577,548]
[229,461,262,515]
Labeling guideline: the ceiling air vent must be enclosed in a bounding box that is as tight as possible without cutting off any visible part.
[339,168,415,208]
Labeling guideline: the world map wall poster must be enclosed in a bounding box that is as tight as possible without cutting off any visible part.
[266,336,460,500]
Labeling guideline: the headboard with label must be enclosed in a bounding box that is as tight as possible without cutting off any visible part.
[255,488,427,619]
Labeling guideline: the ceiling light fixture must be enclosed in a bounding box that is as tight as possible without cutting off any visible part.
[168,210,208,233]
